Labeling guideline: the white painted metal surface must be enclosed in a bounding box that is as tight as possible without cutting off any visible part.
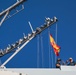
[0,66,76,75]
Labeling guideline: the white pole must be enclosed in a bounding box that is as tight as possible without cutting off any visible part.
[28,21,34,33]
[0,11,9,26]
[1,36,34,68]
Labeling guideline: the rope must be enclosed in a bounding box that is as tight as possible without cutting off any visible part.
[0,58,2,66]
[55,23,58,63]
[41,35,44,68]
[48,28,53,68]
[37,35,40,68]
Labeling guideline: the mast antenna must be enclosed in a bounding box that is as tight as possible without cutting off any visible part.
[28,21,34,33]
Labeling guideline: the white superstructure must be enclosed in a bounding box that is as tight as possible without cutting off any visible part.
[0,66,76,75]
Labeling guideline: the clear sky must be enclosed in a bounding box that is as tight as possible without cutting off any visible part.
[0,0,76,68]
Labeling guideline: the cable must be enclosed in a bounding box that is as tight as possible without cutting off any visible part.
[48,28,53,68]
[55,23,58,63]
[41,35,44,68]
[0,59,1,66]
[37,35,40,68]
[48,28,51,68]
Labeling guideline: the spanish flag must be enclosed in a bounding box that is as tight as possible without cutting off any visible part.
[49,35,60,56]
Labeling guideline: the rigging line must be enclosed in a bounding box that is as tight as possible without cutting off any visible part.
[37,35,40,68]
[48,28,51,68]
[0,59,1,66]
[40,34,44,68]
[48,28,53,68]
[40,29,56,37]
[55,23,58,63]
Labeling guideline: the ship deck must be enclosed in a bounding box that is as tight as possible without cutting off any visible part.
[0,66,76,75]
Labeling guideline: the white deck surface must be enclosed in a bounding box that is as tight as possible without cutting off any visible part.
[0,66,76,75]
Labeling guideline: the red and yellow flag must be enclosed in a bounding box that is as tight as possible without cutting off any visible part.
[49,35,60,56]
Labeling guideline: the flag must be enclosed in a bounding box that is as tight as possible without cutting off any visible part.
[49,34,60,56]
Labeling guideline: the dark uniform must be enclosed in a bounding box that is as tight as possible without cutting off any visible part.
[56,58,61,68]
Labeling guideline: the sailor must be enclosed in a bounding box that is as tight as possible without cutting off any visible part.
[56,58,61,68]
[66,57,76,66]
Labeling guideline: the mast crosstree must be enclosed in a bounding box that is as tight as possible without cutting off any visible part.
[0,17,58,68]
[0,0,58,69]
[0,0,27,26]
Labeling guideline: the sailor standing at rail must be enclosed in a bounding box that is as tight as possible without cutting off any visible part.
[66,57,76,66]
[56,58,65,68]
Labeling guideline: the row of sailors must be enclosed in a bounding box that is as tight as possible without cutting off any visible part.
[0,17,57,56]
[56,58,76,68]
[0,33,35,56]
[0,26,44,56]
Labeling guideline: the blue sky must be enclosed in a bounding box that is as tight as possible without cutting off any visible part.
[0,0,76,68]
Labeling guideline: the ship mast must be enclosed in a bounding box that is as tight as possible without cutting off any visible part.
[0,17,58,68]
[0,0,27,26]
